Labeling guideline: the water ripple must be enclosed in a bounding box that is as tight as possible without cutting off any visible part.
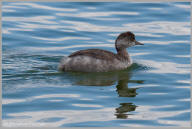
[2,2,190,127]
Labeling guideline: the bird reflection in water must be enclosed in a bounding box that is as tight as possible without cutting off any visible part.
[115,103,137,119]
[60,63,144,119]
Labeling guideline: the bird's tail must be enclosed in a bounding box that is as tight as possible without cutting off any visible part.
[58,56,68,71]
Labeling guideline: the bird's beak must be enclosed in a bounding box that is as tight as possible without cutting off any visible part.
[135,40,144,45]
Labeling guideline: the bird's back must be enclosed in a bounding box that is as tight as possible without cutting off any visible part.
[69,49,118,61]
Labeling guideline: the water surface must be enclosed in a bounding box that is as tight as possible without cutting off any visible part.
[2,2,191,127]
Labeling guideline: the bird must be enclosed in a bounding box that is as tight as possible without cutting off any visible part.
[58,31,143,72]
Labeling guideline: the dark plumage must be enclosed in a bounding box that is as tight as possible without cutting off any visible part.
[58,31,143,72]
[69,49,117,61]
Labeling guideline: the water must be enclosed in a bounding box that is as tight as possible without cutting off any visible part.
[2,2,191,127]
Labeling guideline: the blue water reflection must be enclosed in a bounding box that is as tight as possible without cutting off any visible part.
[2,2,190,127]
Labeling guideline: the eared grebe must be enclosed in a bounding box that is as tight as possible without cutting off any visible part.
[58,31,143,72]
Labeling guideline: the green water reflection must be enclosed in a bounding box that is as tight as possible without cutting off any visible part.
[60,64,144,119]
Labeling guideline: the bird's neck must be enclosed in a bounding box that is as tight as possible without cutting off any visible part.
[116,48,130,61]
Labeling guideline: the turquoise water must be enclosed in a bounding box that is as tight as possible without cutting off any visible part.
[2,2,191,127]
